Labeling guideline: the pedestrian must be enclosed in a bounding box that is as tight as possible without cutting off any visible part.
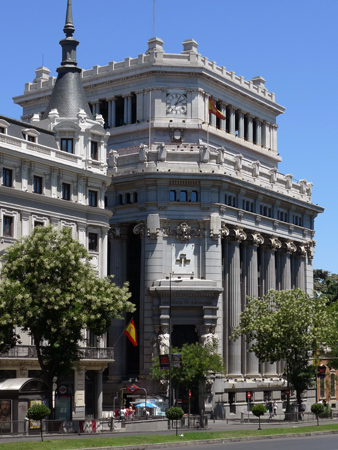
[300,400,306,419]
[268,403,273,419]
[273,401,277,416]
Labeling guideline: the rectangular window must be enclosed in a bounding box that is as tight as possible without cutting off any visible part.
[331,374,336,398]
[61,138,73,154]
[2,168,12,187]
[179,191,187,202]
[62,182,71,201]
[320,378,325,398]
[91,141,98,160]
[27,135,36,143]
[0,127,5,134]
[3,216,13,237]
[33,176,43,194]
[88,233,98,252]
[88,190,98,207]
[34,221,44,228]
[169,190,176,201]
[191,191,198,202]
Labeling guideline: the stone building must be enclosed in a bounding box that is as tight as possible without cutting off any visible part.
[0,1,112,419]
[11,2,323,418]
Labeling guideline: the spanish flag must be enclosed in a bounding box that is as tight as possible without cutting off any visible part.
[209,97,225,120]
[124,319,138,346]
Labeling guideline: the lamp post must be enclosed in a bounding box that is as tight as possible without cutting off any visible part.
[167,273,182,408]
[169,273,172,407]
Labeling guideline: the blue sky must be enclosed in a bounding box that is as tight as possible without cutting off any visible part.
[1,0,337,273]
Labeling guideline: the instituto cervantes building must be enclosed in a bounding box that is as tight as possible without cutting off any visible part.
[0,0,323,419]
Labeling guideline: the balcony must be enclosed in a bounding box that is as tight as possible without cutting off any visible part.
[0,346,114,361]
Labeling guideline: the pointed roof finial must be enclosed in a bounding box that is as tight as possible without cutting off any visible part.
[63,0,75,37]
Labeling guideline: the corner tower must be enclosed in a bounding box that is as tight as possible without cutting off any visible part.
[43,0,92,119]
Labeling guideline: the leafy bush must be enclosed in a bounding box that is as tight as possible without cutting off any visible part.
[26,404,51,442]
[252,404,266,417]
[311,402,325,416]
[26,404,51,421]
[319,404,331,418]
[166,407,184,420]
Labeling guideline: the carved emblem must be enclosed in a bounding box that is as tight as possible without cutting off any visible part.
[164,222,204,241]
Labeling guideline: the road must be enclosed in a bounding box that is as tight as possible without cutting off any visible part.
[178,435,338,450]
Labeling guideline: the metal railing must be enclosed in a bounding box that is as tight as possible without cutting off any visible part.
[0,346,114,360]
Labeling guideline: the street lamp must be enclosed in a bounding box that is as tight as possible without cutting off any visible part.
[167,273,182,407]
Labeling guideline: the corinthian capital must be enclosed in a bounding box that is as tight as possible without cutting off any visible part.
[250,233,264,247]
[232,228,247,243]
[284,240,297,254]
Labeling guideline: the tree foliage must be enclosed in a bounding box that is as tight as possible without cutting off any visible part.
[0,225,134,386]
[149,342,224,391]
[231,289,336,410]
[165,407,184,420]
[313,269,338,305]
[26,404,51,442]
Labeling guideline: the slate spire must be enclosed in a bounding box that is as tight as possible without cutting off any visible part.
[43,0,92,119]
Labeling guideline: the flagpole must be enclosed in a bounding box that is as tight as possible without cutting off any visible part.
[149,90,151,151]
[112,317,135,348]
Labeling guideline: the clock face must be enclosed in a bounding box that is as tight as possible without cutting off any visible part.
[166,93,187,115]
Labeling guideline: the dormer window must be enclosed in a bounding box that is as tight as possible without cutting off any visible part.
[22,128,40,143]
[0,119,9,135]
[61,138,73,154]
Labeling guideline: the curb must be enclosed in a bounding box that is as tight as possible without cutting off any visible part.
[79,429,338,450]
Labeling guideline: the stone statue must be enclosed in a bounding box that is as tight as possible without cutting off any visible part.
[158,326,170,355]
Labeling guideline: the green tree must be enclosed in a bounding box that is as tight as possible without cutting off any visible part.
[26,404,51,441]
[311,402,325,426]
[313,269,338,304]
[0,225,134,391]
[251,404,266,430]
[231,289,336,414]
[149,342,224,409]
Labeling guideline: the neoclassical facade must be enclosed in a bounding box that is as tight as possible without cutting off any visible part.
[13,10,323,417]
[0,1,112,419]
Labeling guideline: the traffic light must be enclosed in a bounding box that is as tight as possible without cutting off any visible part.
[318,365,326,377]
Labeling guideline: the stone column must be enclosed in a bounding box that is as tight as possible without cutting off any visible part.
[209,97,216,127]
[96,370,103,419]
[281,241,296,290]
[136,90,144,122]
[205,92,210,123]
[107,97,116,128]
[142,215,162,373]
[262,237,281,377]
[295,246,307,291]
[271,124,278,152]
[127,95,132,124]
[227,229,246,377]
[262,121,270,149]
[246,233,264,377]
[245,114,253,142]
[123,95,128,125]
[220,103,226,131]
[237,111,244,139]
[227,106,236,135]
[254,119,262,146]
